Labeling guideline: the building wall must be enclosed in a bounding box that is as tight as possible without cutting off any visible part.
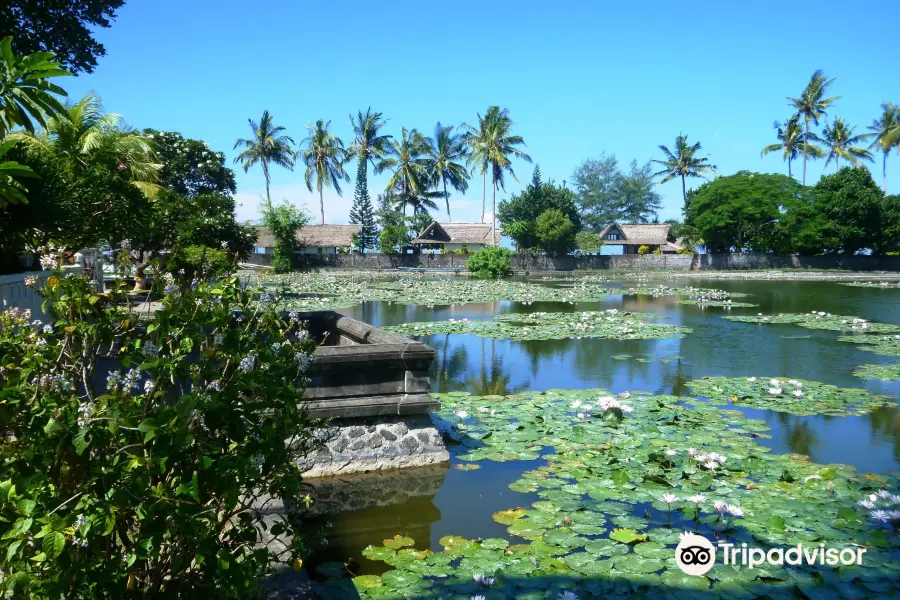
[0,271,53,322]
[240,252,900,272]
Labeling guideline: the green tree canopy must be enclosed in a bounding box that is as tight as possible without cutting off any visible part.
[497,168,581,252]
[143,129,236,197]
[535,208,576,256]
[427,122,469,222]
[0,2,124,74]
[572,155,661,228]
[813,166,884,254]
[685,171,807,253]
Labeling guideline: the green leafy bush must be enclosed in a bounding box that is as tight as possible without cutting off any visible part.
[0,268,320,597]
[261,201,308,273]
[534,209,575,256]
[467,246,513,279]
[167,245,233,281]
[378,225,407,254]
[652,247,662,255]
[637,245,650,255]
[575,231,602,255]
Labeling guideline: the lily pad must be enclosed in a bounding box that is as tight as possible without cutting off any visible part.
[688,376,893,416]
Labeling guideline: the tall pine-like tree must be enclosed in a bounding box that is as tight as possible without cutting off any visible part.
[530,164,542,191]
[349,156,376,250]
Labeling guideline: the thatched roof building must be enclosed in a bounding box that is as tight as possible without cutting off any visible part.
[411,222,499,250]
[255,224,361,253]
[598,223,677,254]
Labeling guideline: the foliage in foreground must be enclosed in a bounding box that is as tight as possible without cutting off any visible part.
[0,273,320,597]
[312,388,900,599]
[467,246,513,279]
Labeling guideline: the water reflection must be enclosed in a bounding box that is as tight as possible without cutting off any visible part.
[347,278,900,473]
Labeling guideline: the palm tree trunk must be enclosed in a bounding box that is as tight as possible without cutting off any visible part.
[482,171,486,223]
[802,118,809,186]
[884,151,889,194]
[319,186,325,225]
[681,175,686,204]
[835,156,839,172]
[492,178,497,246]
[788,157,792,179]
[263,161,271,207]
[443,177,451,222]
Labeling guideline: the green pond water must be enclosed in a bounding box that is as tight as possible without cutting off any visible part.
[297,277,900,599]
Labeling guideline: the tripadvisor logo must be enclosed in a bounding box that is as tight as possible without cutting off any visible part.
[675,532,867,576]
[675,532,716,575]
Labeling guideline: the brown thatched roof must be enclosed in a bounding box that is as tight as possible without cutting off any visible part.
[255,224,361,248]
[411,222,500,245]
[599,223,672,246]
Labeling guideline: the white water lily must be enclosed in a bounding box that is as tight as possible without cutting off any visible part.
[704,460,718,470]
[570,400,581,409]
[768,387,783,395]
[726,504,744,518]
[787,379,801,386]
[714,501,726,513]
[476,407,490,413]
[617,391,631,399]
[686,448,698,456]
[576,412,585,420]
[792,390,804,398]
[688,494,706,505]
[876,489,891,499]
[746,377,758,382]
[659,493,678,505]
[583,404,592,412]
[665,449,678,457]
[768,378,781,386]
[557,592,579,600]
[694,453,708,462]
[707,452,724,463]
[454,410,468,419]
[870,510,891,522]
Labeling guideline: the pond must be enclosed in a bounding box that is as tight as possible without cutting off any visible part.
[296,276,900,599]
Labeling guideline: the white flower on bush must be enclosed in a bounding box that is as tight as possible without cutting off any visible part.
[142,341,159,358]
[238,354,257,374]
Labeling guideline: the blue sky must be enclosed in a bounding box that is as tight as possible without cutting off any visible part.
[63,0,900,225]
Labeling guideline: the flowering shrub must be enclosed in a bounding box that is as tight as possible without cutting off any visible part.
[0,271,320,597]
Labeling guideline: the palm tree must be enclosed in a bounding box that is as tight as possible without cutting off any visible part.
[463,106,501,224]
[788,70,839,184]
[379,127,432,215]
[760,115,823,178]
[651,135,717,203]
[427,122,469,222]
[0,137,36,208]
[0,36,70,138]
[233,110,294,206]
[17,92,161,196]
[298,119,349,225]
[348,108,392,201]
[465,106,531,244]
[821,117,873,171]
[867,103,900,193]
